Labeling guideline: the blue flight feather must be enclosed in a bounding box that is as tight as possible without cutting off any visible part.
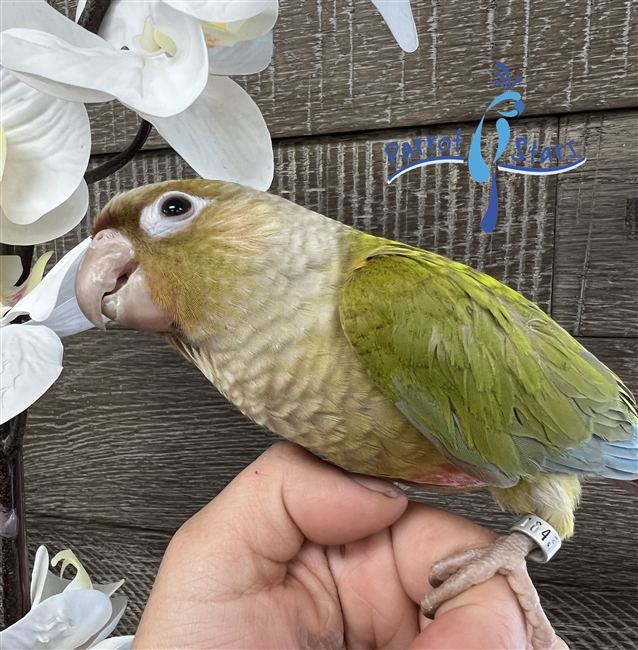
[543,425,638,480]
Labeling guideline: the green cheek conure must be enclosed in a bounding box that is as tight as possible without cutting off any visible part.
[75,180,638,650]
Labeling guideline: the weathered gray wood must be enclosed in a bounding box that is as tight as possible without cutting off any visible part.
[48,0,638,155]
[579,337,638,389]
[37,117,558,310]
[25,515,169,635]
[23,330,637,531]
[553,110,638,337]
[24,329,273,531]
[25,486,638,649]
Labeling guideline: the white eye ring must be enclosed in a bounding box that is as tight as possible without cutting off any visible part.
[140,191,210,239]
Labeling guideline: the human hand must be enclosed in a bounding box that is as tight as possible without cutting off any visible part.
[133,443,561,649]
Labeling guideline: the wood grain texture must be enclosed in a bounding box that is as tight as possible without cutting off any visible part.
[24,330,637,531]
[25,515,169,635]
[25,330,274,532]
[553,110,638,337]
[49,0,638,154]
[36,117,557,310]
[579,337,638,387]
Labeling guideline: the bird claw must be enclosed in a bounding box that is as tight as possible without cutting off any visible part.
[420,532,560,650]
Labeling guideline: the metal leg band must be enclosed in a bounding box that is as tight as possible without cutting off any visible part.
[510,515,561,563]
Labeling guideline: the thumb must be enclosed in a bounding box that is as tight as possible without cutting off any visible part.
[196,442,408,570]
[142,443,408,612]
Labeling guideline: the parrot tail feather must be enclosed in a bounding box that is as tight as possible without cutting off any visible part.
[543,425,638,480]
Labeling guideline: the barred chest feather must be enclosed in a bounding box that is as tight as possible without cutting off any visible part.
[169,212,449,481]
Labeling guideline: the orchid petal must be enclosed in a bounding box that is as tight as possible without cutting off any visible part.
[31,565,123,606]
[0,251,55,312]
[0,122,6,180]
[1,3,208,117]
[370,0,419,52]
[89,0,155,50]
[31,546,50,608]
[227,6,277,41]
[0,590,112,649]
[46,241,92,309]
[0,69,90,225]
[163,0,277,23]
[202,5,277,44]
[0,324,63,424]
[1,0,114,104]
[207,31,273,75]
[36,570,73,604]
[200,21,240,48]
[26,297,108,338]
[0,255,22,296]
[2,238,91,325]
[145,76,273,190]
[94,579,126,599]
[52,549,93,591]
[91,637,134,650]
[0,180,89,246]
[0,0,103,46]
[7,71,114,105]
[24,252,53,296]
[87,596,128,649]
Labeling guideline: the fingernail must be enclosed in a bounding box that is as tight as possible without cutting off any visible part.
[349,473,404,498]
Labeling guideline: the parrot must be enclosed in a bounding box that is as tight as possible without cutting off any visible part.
[75,179,638,650]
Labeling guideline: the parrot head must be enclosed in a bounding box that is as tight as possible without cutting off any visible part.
[75,179,292,335]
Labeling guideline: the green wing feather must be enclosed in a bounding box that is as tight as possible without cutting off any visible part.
[339,245,636,486]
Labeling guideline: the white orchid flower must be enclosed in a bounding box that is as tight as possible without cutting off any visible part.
[0,68,90,245]
[371,0,419,53]
[0,239,104,424]
[0,0,275,190]
[0,546,134,650]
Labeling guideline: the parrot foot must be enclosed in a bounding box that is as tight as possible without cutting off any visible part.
[421,532,560,650]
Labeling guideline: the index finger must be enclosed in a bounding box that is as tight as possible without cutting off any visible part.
[392,503,529,650]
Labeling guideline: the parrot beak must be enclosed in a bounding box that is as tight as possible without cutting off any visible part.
[75,229,173,332]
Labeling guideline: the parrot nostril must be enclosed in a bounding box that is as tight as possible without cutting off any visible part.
[90,228,132,247]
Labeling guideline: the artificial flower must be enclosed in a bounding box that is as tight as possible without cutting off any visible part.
[371,0,419,53]
[0,251,52,316]
[0,0,208,118]
[0,0,275,190]
[0,239,103,424]
[0,68,90,245]
[0,546,134,650]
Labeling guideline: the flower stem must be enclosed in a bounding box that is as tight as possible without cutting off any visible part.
[84,119,153,185]
[76,0,114,33]
[76,0,154,186]
[0,412,29,627]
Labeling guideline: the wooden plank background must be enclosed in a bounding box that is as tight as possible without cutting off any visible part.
[9,0,638,648]
[553,110,638,336]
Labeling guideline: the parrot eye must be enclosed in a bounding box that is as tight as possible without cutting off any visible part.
[161,195,192,217]
[140,191,210,239]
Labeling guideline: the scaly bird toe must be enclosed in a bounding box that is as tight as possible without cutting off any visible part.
[421,532,562,650]
[427,546,484,588]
